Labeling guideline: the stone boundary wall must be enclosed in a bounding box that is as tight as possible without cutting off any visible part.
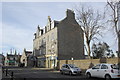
[58,58,118,69]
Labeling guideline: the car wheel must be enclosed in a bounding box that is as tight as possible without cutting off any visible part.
[79,71,82,75]
[69,71,72,76]
[60,71,63,75]
[105,74,111,80]
[86,72,91,78]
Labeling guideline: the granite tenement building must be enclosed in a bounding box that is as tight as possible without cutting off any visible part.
[33,9,85,68]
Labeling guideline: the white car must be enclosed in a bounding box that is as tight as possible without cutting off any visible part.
[85,63,120,80]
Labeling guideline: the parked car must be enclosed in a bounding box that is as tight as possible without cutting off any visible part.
[60,64,81,75]
[85,63,120,80]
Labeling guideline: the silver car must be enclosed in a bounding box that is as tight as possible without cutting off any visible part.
[60,64,82,75]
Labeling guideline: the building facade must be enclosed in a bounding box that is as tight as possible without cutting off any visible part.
[33,9,85,68]
[5,54,21,66]
[20,48,36,67]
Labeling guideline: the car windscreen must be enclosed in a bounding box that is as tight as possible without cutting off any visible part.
[69,64,78,68]
[111,64,119,69]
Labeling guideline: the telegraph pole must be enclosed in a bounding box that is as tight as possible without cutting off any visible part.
[118,30,120,69]
[118,30,120,70]
[118,1,120,70]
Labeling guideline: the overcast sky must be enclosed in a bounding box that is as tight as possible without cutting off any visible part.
[1,2,118,56]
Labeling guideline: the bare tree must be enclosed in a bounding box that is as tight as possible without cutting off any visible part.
[107,0,119,40]
[106,0,120,59]
[75,5,104,58]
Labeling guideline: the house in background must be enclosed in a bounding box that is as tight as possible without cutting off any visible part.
[4,53,21,66]
[33,9,85,68]
[20,48,36,67]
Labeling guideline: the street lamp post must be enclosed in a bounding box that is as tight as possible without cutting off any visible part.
[71,50,74,64]
[71,57,74,64]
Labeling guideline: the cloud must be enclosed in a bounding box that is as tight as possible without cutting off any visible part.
[2,22,34,54]
[1,2,118,56]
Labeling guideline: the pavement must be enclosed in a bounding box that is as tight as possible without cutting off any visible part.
[2,69,12,79]
[2,73,11,78]
[4,67,59,72]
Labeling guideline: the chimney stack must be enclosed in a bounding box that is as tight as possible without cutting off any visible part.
[66,9,75,19]
[41,29,43,35]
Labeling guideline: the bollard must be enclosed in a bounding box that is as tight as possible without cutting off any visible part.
[11,71,13,78]
[2,67,4,73]
[6,68,8,76]
[11,72,14,80]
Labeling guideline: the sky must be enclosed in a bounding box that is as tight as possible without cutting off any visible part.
[0,1,118,56]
